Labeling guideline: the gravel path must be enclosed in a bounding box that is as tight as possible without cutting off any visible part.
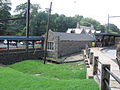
[64,53,83,62]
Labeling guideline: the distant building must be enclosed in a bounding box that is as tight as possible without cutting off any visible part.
[66,22,97,34]
[44,30,96,58]
[95,33,120,47]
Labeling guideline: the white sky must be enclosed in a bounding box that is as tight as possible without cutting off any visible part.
[10,0,120,28]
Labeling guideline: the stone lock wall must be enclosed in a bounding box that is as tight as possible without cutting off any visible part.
[0,49,44,65]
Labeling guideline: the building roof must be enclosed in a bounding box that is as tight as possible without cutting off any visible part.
[67,28,83,34]
[66,25,96,34]
[50,31,96,41]
[95,33,120,37]
[81,29,87,34]
[0,36,44,40]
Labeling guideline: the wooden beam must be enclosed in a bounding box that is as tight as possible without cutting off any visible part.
[26,0,30,52]
[100,64,110,90]
[0,17,26,22]
[43,2,52,64]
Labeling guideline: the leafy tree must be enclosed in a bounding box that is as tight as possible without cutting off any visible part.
[11,2,41,36]
[8,2,120,36]
[14,2,40,17]
[107,30,118,34]
[51,14,82,32]
[95,25,106,33]
[80,17,100,27]
[54,14,67,32]
[109,24,120,33]
[105,23,120,34]
[0,0,11,19]
[73,15,83,22]
[50,13,59,32]
[5,15,26,35]
[30,11,47,36]
[0,0,11,35]
[79,17,109,33]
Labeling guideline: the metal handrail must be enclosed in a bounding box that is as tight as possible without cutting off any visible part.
[105,67,120,84]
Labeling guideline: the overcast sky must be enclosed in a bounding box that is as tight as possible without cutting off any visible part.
[10,0,120,28]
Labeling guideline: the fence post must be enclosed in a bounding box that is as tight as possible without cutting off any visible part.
[85,49,88,58]
[83,50,86,59]
[93,56,98,75]
[86,49,90,58]
[41,39,44,50]
[100,64,110,90]
[7,40,9,51]
[88,49,90,58]
[90,52,94,64]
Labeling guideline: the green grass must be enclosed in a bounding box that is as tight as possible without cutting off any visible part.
[0,60,99,90]
[10,60,86,80]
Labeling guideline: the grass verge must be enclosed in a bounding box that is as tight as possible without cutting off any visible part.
[0,60,99,90]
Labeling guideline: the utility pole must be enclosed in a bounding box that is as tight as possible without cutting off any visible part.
[44,2,52,64]
[107,14,120,33]
[107,14,110,33]
[26,0,30,52]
